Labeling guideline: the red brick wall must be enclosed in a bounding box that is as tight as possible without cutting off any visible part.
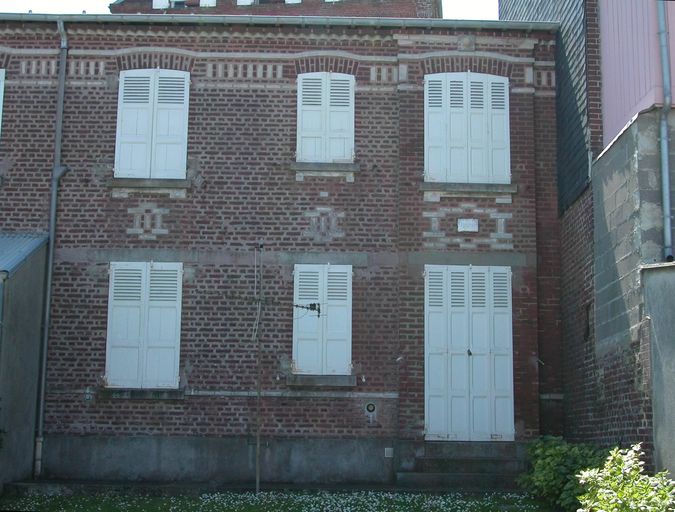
[109,0,441,18]
[561,187,652,452]
[0,21,558,442]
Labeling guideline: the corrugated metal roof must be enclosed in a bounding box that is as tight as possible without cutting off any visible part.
[0,233,48,276]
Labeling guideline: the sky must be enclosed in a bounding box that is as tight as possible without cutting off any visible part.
[0,0,499,18]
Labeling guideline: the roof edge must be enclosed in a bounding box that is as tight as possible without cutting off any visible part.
[0,13,559,32]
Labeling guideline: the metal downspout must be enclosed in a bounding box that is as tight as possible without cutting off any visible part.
[658,0,673,261]
[0,276,6,371]
[34,20,70,480]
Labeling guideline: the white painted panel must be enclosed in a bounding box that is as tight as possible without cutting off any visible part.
[106,263,146,388]
[326,75,354,162]
[115,71,153,178]
[144,263,182,388]
[153,0,170,7]
[425,266,448,439]
[489,78,510,184]
[448,76,468,182]
[294,297,321,372]
[427,395,448,439]
[152,71,189,179]
[297,74,328,162]
[324,266,352,375]
[425,76,447,182]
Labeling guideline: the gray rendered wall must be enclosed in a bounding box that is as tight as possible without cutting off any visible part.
[643,265,675,475]
[593,111,664,351]
[0,245,47,488]
[44,435,396,483]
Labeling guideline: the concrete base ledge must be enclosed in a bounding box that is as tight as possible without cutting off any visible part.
[43,435,396,484]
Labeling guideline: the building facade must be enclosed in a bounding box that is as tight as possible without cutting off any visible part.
[0,12,558,484]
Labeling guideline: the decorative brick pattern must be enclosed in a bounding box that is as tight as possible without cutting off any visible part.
[126,203,170,240]
[303,207,345,243]
[422,205,513,251]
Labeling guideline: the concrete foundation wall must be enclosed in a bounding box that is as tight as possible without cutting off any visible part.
[43,435,396,483]
[643,266,675,476]
[0,245,47,488]
[593,111,664,351]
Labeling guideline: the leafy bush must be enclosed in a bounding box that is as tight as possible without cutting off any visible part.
[518,436,606,511]
[577,443,675,512]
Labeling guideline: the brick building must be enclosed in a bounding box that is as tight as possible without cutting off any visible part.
[110,0,442,18]
[500,0,675,474]
[0,8,559,485]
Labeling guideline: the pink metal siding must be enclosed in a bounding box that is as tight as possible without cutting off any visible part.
[599,0,672,145]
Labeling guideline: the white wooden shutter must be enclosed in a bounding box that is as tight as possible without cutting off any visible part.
[200,0,217,5]
[114,70,154,178]
[0,69,5,140]
[489,77,510,184]
[326,74,355,163]
[106,262,146,388]
[447,75,469,182]
[151,70,189,179]
[447,266,471,440]
[153,0,170,7]
[490,266,514,439]
[293,265,323,374]
[469,266,491,440]
[144,262,183,388]
[468,75,489,183]
[424,75,448,182]
[237,0,254,4]
[297,73,327,162]
[425,266,449,439]
[324,265,352,374]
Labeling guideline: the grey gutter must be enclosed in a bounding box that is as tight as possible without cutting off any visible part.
[0,13,558,32]
[33,20,70,480]
[0,275,6,384]
[657,0,673,261]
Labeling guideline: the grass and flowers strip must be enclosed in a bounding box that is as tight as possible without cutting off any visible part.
[0,490,553,512]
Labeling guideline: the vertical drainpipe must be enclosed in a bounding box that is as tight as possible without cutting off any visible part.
[0,275,6,367]
[657,0,673,261]
[33,19,70,479]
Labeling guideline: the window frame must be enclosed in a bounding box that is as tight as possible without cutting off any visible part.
[296,72,355,164]
[424,71,511,185]
[105,261,183,389]
[114,68,190,180]
[292,263,353,376]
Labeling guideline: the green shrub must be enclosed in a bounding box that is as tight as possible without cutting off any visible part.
[577,443,675,511]
[518,436,607,512]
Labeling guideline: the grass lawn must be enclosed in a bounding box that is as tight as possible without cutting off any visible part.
[0,490,554,512]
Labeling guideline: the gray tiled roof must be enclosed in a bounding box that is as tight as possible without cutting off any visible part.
[0,232,48,276]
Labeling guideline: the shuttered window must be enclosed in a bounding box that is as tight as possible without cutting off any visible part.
[115,69,190,179]
[425,72,510,184]
[152,0,170,8]
[292,264,352,375]
[296,72,355,163]
[0,69,5,140]
[106,261,183,389]
[424,265,514,441]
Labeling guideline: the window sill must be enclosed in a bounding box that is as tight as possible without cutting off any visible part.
[109,177,191,198]
[420,182,518,202]
[286,374,357,388]
[98,388,185,400]
[291,162,359,183]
